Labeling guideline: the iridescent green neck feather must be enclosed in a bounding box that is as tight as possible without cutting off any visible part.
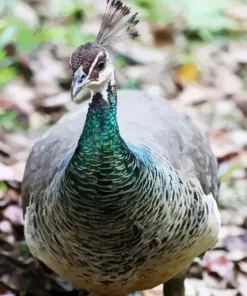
[79,84,121,153]
[70,83,130,169]
[62,83,139,205]
[56,82,180,235]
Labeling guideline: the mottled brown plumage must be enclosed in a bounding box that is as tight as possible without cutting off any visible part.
[69,42,104,74]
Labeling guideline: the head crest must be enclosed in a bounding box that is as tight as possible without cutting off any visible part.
[96,0,139,46]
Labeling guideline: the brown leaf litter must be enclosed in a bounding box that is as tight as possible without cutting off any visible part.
[0,1,247,295]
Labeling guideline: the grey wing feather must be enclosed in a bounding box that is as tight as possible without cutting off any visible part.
[22,90,219,215]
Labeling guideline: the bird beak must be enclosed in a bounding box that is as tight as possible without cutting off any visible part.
[71,66,90,100]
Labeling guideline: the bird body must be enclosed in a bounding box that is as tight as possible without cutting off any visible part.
[23,89,220,295]
[22,1,220,295]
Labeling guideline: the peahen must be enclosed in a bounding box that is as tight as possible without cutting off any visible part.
[22,1,221,296]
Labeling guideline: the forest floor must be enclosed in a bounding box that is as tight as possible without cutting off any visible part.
[0,0,247,295]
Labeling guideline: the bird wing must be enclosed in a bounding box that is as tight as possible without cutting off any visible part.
[22,90,219,215]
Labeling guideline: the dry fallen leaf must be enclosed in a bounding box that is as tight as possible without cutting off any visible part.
[237,272,247,296]
[139,284,163,296]
[175,62,198,84]
[235,93,247,118]
[203,251,235,281]
[3,78,35,115]
[0,3,246,296]
[209,130,240,162]
[220,210,245,227]
[214,67,244,97]
[224,4,247,22]
[0,282,15,296]
[2,205,24,225]
[176,84,220,106]
[185,278,238,296]
[4,189,20,204]
[219,179,247,210]
[0,163,25,183]
[0,220,13,234]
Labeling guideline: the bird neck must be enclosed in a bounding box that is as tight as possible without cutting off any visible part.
[63,79,135,194]
[79,81,120,149]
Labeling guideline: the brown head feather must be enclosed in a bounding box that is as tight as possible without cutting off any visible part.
[70,42,104,74]
[69,0,139,73]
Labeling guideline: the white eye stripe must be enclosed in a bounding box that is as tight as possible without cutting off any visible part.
[88,51,105,76]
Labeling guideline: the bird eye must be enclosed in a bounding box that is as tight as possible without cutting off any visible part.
[96,60,105,71]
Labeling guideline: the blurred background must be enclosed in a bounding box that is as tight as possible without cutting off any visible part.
[0,0,247,295]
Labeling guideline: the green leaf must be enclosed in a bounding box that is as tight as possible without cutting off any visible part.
[115,55,127,68]
[184,0,236,40]
[128,0,172,23]
[0,67,16,87]
[0,181,8,192]
[14,24,42,52]
[0,49,16,68]
[0,25,16,47]
[64,24,95,47]
[124,79,140,90]
[129,0,242,40]
[65,24,83,47]
[59,0,77,15]
[20,240,29,253]
[42,27,66,43]
[220,163,243,182]
[0,0,16,14]
[0,110,17,124]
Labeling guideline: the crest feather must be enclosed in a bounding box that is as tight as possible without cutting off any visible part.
[96,0,139,46]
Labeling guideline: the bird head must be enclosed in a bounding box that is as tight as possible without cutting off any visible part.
[70,0,139,99]
[70,42,114,98]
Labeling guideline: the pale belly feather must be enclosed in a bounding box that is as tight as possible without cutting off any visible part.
[25,191,220,296]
